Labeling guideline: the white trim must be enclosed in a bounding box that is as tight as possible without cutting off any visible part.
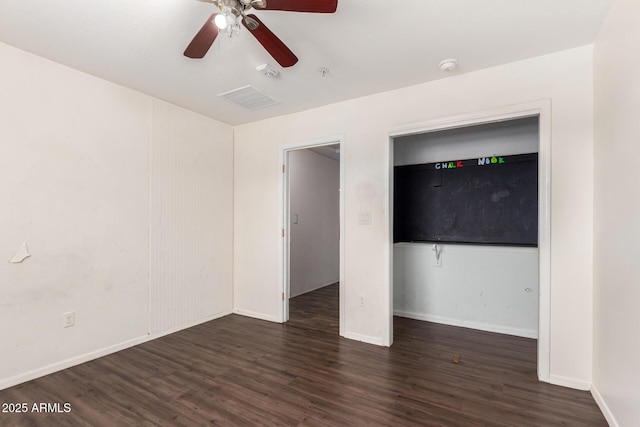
[0,336,149,391]
[387,101,545,137]
[230,127,236,320]
[549,375,591,391]
[384,100,552,382]
[343,331,386,346]
[382,129,394,347]
[339,140,346,338]
[394,310,538,339]
[0,309,232,391]
[536,101,552,383]
[279,134,344,152]
[233,308,281,323]
[279,135,346,336]
[591,384,620,427]
[280,148,289,323]
[151,309,234,338]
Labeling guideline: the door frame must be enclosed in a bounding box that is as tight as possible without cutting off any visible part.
[279,135,345,335]
[384,100,551,382]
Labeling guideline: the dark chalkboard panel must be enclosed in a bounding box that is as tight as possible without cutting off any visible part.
[394,153,538,246]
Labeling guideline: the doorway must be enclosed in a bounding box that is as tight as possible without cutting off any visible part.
[386,101,551,381]
[392,116,539,332]
[281,138,345,335]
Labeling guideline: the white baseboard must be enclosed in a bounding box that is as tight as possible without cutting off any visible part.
[233,308,281,323]
[591,384,619,427]
[549,374,591,391]
[151,309,233,338]
[342,331,386,346]
[394,310,538,339]
[0,309,233,391]
[0,335,150,391]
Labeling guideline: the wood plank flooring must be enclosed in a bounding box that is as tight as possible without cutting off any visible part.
[0,284,606,426]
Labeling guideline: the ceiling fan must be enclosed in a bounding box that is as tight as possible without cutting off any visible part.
[184,0,338,68]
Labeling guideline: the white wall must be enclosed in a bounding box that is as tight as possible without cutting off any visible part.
[394,244,538,337]
[593,0,640,425]
[0,42,234,389]
[393,118,539,338]
[289,149,339,297]
[233,45,594,385]
[149,100,234,334]
[394,117,539,166]
[0,38,596,392]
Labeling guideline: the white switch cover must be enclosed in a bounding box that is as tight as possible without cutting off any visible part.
[63,312,75,328]
[358,211,372,225]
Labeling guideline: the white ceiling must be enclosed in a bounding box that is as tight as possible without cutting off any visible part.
[0,0,613,126]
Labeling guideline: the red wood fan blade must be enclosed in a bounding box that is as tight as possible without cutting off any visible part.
[243,14,298,67]
[184,14,219,58]
[259,0,337,13]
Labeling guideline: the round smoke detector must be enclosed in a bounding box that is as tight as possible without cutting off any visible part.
[439,58,458,72]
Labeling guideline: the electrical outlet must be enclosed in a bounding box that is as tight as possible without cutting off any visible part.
[359,295,365,306]
[63,311,75,328]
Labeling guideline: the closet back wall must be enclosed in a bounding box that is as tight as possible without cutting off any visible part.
[393,117,539,338]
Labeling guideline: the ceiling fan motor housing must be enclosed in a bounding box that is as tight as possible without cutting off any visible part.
[219,0,242,15]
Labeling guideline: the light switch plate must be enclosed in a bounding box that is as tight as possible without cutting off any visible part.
[358,211,372,225]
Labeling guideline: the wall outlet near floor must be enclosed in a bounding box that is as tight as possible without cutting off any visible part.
[63,311,75,328]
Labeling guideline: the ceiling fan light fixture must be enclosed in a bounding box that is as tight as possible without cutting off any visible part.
[214,13,228,29]
[226,13,238,27]
[214,7,241,34]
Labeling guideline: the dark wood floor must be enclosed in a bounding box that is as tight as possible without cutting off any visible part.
[0,284,606,426]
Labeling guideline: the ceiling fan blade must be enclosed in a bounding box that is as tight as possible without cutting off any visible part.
[184,14,219,59]
[257,0,337,13]
[243,14,298,67]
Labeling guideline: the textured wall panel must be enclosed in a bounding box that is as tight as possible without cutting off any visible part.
[150,100,233,333]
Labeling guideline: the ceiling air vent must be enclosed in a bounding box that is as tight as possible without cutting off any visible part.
[217,85,280,111]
